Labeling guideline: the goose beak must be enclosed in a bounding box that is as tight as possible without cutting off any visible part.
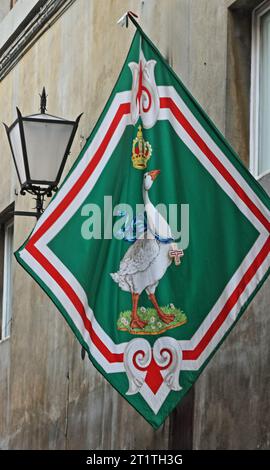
[148,169,160,181]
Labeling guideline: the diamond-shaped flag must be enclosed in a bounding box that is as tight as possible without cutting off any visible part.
[16,18,270,428]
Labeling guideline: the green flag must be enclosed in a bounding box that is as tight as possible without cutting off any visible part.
[16,20,270,429]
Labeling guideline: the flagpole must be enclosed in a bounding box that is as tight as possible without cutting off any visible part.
[126,11,140,30]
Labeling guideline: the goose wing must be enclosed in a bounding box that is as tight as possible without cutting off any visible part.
[119,239,160,276]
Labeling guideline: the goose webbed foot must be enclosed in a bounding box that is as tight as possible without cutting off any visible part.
[130,317,148,330]
[157,311,175,324]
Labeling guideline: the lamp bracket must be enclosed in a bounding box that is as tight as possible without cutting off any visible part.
[14,184,58,220]
[12,211,40,218]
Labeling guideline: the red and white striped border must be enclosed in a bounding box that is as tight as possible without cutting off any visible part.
[19,87,270,381]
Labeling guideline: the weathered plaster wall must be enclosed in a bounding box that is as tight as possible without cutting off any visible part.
[0,0,9,24]
[192,1,270,450]
[0,338,10,449]
[0,0,268,449]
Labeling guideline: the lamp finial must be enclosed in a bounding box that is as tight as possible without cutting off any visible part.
[40,87,47,114]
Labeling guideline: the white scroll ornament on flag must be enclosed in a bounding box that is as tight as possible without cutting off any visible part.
[124,337,182,396]
[129,51,160,128]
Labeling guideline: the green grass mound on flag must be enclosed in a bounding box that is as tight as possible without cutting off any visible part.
[117,305,187,335]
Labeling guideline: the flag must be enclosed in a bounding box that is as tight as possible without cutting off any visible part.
[15,19,270,429]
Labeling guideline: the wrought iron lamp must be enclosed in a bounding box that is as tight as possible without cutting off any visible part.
[4,88,82,218]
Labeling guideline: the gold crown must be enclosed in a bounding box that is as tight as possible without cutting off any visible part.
[132,125,152,170]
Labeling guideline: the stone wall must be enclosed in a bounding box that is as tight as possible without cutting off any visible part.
[0,0,269,449]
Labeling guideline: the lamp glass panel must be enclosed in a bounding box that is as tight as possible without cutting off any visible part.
[23,118,74,183]
[9,122,27,184]
[27,113,63,121]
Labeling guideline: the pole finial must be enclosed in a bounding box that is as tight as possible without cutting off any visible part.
[117,11,138,28]
[40,87,47,114]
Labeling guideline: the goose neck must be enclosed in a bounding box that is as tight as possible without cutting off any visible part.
[143,188,150,206]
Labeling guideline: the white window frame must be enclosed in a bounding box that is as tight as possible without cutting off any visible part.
[1,219,14,340]
[250,0,270,179]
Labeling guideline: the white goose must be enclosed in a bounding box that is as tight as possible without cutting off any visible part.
[111,170,181,330]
